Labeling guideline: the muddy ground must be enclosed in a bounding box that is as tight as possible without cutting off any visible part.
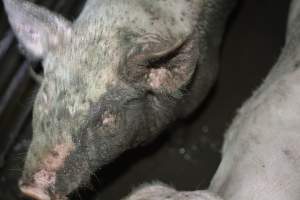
[0,0,291,199]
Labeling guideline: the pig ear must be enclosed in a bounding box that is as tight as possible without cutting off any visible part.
[3,0,72,59]
[125,34,199,94]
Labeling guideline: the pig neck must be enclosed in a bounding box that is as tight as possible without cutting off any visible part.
[209,8,300,200]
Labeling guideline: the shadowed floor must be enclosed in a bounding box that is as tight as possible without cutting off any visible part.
[0,0,291,199]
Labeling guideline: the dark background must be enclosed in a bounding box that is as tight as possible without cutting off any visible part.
[0,0,291,199]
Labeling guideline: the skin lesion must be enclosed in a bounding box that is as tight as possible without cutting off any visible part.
[148,68,174,90]
[31,143,76,188]
[33,169,56,189]
[102,112,116,126]
[147,63,192,93]
[43,143,75,171]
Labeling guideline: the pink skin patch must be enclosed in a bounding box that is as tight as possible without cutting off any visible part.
[20,143,75,200]
[43,143,75,171]
[102,112,115,125]
[33,169,56,189]
[148,68,172,89]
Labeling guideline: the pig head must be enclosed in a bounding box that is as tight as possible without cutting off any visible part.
[3,0,234,199]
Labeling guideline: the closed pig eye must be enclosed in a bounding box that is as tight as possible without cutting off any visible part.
[123,32,200,94]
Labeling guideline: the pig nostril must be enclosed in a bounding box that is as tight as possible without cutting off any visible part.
[19,184,51,200]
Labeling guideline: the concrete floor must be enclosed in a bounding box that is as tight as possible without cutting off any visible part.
[0,0,291,199]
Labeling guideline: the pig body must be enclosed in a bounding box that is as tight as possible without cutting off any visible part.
[3,0,235,199]
[125,0,300,200]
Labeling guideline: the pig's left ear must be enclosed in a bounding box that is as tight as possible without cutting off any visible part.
[3,0,72,59]
[125,34,199,94]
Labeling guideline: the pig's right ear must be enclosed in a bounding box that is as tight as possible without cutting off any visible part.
[3,0,72,59]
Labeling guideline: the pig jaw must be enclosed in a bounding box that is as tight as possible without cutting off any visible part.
[19,143,75,200]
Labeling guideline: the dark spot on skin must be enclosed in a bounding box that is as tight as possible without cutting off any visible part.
[51,151,59,158]
[282,148,299,169]
[283,149,292,157]
[139,1,161,21]
[294,61,300,69]
[131,19,137,24]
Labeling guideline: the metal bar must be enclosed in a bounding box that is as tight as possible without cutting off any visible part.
[0,31,14,60]
[0,105,32,168]
[0,61,31,119]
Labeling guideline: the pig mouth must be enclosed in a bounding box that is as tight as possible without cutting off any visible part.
[19,184,51,200]
[19,183,68,200]
[19,168,59,200]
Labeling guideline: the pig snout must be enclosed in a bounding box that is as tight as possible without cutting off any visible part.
[19,185,67,200]
[19,180,51,200]
[19,143,75,200]
[19,172,66,200]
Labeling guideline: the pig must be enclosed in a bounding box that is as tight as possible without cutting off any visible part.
[3,0,236,199]
[124,0,300,200]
